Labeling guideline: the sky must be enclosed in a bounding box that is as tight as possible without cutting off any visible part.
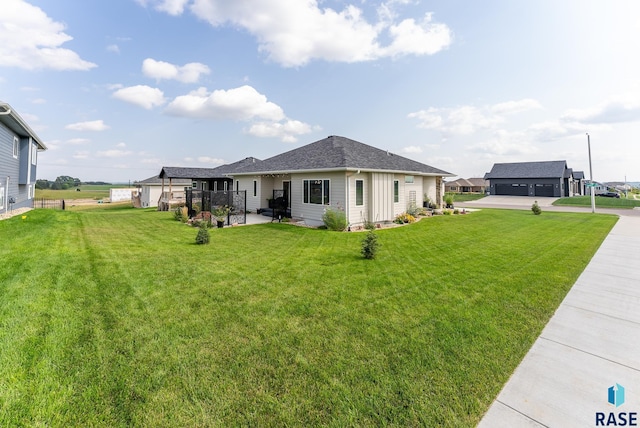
[1,0,639,184]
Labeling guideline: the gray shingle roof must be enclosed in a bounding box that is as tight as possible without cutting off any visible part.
[134,175,192,185]
[233,135,453,176]
[484,160,569,179]
[159,157,262,179]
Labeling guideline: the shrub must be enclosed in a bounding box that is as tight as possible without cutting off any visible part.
[322,206,347,231]
[195,222,210,245]
[174,206,188,222]
[361,231,379,259]
[531,201,542,215]
[444,193,454,208]
[363,219,376,231]
[394,213,416,224]
[406,203,421,217]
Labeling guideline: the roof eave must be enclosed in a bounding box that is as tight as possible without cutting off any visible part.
[0,102,47,150]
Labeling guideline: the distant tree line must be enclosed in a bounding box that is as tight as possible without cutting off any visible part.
[35,176,112,190]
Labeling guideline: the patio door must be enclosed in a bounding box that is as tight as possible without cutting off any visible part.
[282,180,291,207]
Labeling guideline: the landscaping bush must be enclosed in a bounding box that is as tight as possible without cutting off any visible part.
[363,219,376,231]
[406,202,422,217]
[394,213,416,224]
[361,230,379,259]
[531,200,542,215]
[174,206,188,222]
[195,222,210,244]
[322,206,348,231]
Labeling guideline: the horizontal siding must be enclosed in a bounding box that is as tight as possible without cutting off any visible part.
[292,172,345,225]
[0,123,27,214]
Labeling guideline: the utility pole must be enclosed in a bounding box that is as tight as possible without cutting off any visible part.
[587,133,595,213]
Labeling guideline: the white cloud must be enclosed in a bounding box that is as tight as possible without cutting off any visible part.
[112,85,166,109]
[73,151,90,159]
[197,156,225,164]
[409,99,542,136]
[247,120,317,143]
[97,149,133,158]
[401,145,423,153]
[165,85,285,121]
[561,100,640,125]
[67,138,90,145]
[382,13,452,57]
[0,0,96,70]
[31,98,46,104]
[107,44,120,54]
[116,142,127,148]
[142,58,210,83]
[65,120,110,131]
[467,130,540,157]
[140,0,451,67]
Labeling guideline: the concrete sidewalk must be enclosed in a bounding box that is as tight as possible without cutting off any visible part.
[478,215,640,427]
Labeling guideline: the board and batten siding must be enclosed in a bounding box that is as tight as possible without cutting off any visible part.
[369,172,395,223]
[291,171,345,226]
[422,176,438,206]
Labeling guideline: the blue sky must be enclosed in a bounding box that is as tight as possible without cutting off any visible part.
[1,0,639,183]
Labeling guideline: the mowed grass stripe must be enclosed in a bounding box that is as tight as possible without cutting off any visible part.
[0,207,617,427]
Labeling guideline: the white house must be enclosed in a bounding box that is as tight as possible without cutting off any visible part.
[231,135,453,226]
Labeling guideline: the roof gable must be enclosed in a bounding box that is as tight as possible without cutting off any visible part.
[0,101,46,150]
[159,157,262,179]
[234,135,452,176]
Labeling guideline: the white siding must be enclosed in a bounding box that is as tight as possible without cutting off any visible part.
[292,171,345,225]
[346,173,369,226]
[422,176,438,206]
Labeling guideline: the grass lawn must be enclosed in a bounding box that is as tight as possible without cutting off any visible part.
[445,192,487,203]
[0,207,617,426]
[553,195,640,209]
[35,184,130,201]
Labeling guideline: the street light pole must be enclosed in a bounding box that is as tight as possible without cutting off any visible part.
[587,133,595,213]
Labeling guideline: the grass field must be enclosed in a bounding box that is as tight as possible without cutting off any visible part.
[0,207,617,426]
[553,195,640,209]
[35,184,131,201]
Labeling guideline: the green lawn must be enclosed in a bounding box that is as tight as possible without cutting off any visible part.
[553,195,640,209]
[445,192,487,203]
[35,184,130,201]
[0,207,617,427]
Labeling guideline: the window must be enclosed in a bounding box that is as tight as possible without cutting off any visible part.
[223,181,228,192]
[192,181,197,189]
[213,182,218,192]
[303,179,330,205]
[394,180,399,203]
[253,180,257,197]
[28,185,33,199]
[236,180,240,192]
[405,175,414,184]
[355,180,363,206]
[31,143,37,165]
[13,137,18,158]
[0,186,4,209]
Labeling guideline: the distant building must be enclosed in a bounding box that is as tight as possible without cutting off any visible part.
[484,160,583,197]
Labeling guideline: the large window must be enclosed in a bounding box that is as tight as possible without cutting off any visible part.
[393,180,399,203]
[355,180,363,206]
[303,179,330,205]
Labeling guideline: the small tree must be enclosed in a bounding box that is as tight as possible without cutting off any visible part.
[531,200,542,215]
[195,222,210,245]
[361,231,380,259]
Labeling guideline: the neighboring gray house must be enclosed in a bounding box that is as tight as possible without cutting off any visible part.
[231,135,454,226]
[157,157,262,210]
[484,160,581,197]
[0,102,47,214]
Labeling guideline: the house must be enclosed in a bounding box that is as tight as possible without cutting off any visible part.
[445,177,488,193]
[157,157,262,211]
[484,160,582,198]
[0,102,47,215]
[133,175,192,208]
[230,135,454,226]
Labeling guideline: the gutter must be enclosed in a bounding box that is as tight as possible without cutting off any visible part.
[0,102,47,150]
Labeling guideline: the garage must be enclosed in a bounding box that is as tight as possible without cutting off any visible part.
[534,184,554,197]
[495,183,528,196]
